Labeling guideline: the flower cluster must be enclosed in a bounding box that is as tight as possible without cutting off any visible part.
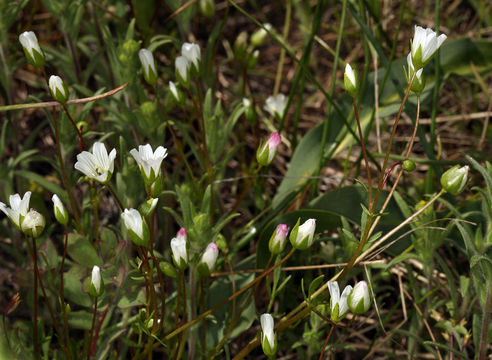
[327,281,371,323]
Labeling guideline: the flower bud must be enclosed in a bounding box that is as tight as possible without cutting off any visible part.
[21,209,45,238]
[199,0,216,17]
[198,242,219,276]
[175,56,190,88]
[344,63,357,97]
[257,132,281,166]
[138,198,158,218]
[402,159,416,172]
[242,98,256,124]
[121,208,150,247]
[234,31,248,61]
[327,281,352,322]
[247,49,259,69]
[89,265,104,297]
[441,165,469,195]
[260,313,277,357]
[139,48,158,86]
[251,25,269,47]
[19,31,45,68]
[269,224,289,255]
[181,42,201,74]
[49,75,69,104]
[348,281,371,314]
[289,218,316,250]
[171,228,188,270]
[52,194,69,225]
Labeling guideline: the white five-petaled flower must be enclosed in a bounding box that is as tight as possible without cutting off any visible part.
[74,142,117,183]
[171,228,188,270]
[200,242,219,273]
[0,192,32,229]
[19,31,44,67]
[130,144,168,184]
[348,281,371,315]
[264,94,287,118]
[260,313,277,357]
[411,25,447,69]
[51,194,68,225]
[49,75,68,103]
[327,281,352,322]
[139,48,157,85]
[121,208,148,246]
[289,218,316,250]
[181,42,201,70]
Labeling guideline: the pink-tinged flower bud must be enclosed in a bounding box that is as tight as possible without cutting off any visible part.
[289,218,316,250]
[198,242,219,275]
[440,165,469,195]
[89,265,104,297]
[21,209,45,238]
[171,228,188,270]
[257,132,281,166]
[348,281,371,314]
[269,224,289,255]
[260,313,277,357]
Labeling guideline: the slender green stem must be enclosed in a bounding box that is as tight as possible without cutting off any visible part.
[87,296,98,360]
[106,183,124,211]
[31,236,39,360]
[60,226,71,359]
[478,281,491,360]
[228,165,262,214]
[61,104,87,151]
[273,0,291,96]
[353,97,373,205]
[89,185,99,243]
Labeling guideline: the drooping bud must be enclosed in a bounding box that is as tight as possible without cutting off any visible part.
[52,194,69,225]
[21,209,45,238]
[49,75,69,104]
[256,132,281,166]
[269,224,289,255]
[440,165,469,195]
[348,281,371,315]
[289,218,316,250]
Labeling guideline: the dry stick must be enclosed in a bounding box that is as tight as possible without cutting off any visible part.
[161,249,295,343]
[232,190,445,360]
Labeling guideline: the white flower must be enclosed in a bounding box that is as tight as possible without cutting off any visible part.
[51,194,68,225]
[139,48,157,85]
[74,142,117,183]
[411,26,447,68]
[264,94,287,118]
[49,75,68,103]
[0,192,32,228]
[175,55,190,84]
[200,242,219,272]
[181,42,201,69]
[327,281,352,322]
[19,31,44,67]
[260,313,277,356]
[348,281,371,314]
[130,144,167,184]
[242,98,251,108]
[171,228,188,270]
[21,209,45,238]
[289,218,316,250]
[121,208,148,246]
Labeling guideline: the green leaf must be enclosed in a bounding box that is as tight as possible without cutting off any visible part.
[67,233,101,268]
[308,275,325,299]
[68,310,93,330]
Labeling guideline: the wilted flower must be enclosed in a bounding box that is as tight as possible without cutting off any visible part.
[327,281,352,322]
[344,63,357,97]
[171,228,188,270]
[348,281,371,315]
[121,208,149,247]
[257,132,281,166]
[74,142,117,184]
[260,313,277,357]
[440,165,469,195]
[19,31,45,68]
[181,42,201,72]
[269,224,289,255]
[0,192,32,229]
[175,56,190,87]
[139,48,158,86]
[52,194,68,225]
[199,242,219,275]
[264,94,287,118]
[21,209,45,238]
[130,144,168,185]
[411,25,447,69]
[89,265,104,297]
[289,218,316,250]
[49,75,68,103]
